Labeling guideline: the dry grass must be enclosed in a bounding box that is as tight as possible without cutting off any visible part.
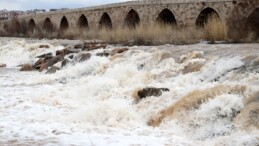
[1,16,257,45]
[204,14,227,42]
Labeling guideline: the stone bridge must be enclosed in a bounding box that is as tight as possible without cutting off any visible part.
[1,0,259,37]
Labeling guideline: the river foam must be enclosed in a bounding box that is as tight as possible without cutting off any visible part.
[0,37,258,145]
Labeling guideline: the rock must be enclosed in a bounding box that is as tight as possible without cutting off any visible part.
[83,43,107,51]
[68,55,74,59]
[67,48,81,54]
[96,52,110,57]
[36,52,53,58]
[79,53,91,62]
[33,58,45,70]
[39,55,64,72]
[20,64,34,71]
[62,59,70,67]
[56,48,68,56]
[74,44,83,49]
[110,48,129,56]
[39,45,50,48]
[137,87,169,100]
[182,61,205,74]
[0,64,6,68]
[45,66,60,74]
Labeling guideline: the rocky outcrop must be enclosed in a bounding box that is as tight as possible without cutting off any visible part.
[39,45,50,48]
[133,87,170,101]
[36,53,53,58]
[39,55,64,72]
[45,66,60,74]
[79,53,91,62]
[20,64,34,71]
[0,64,6,68]
[110,48,129,56]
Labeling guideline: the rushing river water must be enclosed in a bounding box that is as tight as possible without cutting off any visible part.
[0,38,258,146]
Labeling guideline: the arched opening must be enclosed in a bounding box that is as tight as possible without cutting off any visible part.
[60,16,69,31]
[28,19,36,32]
[195,7,221,27]
[99,12,112,29]
[157,8,177,26]
[124,9,140,28]
[78,14,89,30]
[43,18,53,32]
[245,8,259,38]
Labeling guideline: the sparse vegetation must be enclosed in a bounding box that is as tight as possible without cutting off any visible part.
[0,16,258,45]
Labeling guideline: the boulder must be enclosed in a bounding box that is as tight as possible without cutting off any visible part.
[110,48,129,56]
[56,48,68,56]
[39,55,64,72]
[45,66,60,74]
[33,58,45,70]
[74,44,83,49]
[83,43,107,51]
[0,64,6,68]
[36,52,52,58]
[137,87,170,100]
[68,55,74,59]
[20,64,34,71]
[96,52,110,57]
[62,59,70,67]
[39,45,50,48]
[79,53,91,62]
[67,48,81,54]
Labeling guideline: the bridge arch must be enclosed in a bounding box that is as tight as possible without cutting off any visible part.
[245,7,259,38]
[43,18,53,32]
[124,9,140,28]
[195,7,221,27]
[78,14,89,29]
[60,16,69,31]
[156,8,177,26]
[28,19,36,32]
[99,12,112,29]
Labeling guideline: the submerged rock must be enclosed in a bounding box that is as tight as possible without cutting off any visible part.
[110,48,129,56]
[136,87,170,100]
[45,66,60,74]
[36,52,52,58]
[96,52,110,57]
[20,64,34,71]
[74,44,83,49]
[39,45,50,48]
[79,53,91,62]
[39,55,64,72]
[0,64,6,68]
[62,59,70,67]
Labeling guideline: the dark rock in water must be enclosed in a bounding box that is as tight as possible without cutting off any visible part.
[83,43,107,51]
[33,58,45,70]
[56,48,68,56]
[39,55,64,72]
[79,53,91,62]
[96,52,109,57]
[137,87,170,99]
[36,52,52,58]
[68,55,74,59]
[74,44,83,49]
[39,45,50,48]
[20,64,34,71]
[110,48,129,56]
[67,48,81,54]
[62,59,70,67]
[0,64,6,68]
[46,66,60,74]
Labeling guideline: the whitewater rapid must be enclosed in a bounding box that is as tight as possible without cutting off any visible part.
[0,37,258,146]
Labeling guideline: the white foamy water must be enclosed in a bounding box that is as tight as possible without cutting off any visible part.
[0,37,258,146]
